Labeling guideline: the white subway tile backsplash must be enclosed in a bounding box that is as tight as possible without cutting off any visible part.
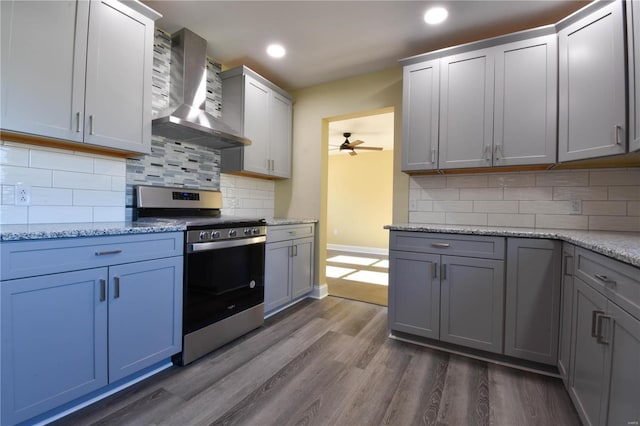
[30,150,93,173]
[503,187,553,200]
[459,188,503,200]
[29,206,93,224]
[111,176,126,191]
[31,187,73,206]
[628,201,640,216]
[590,169,640,186]
[488,213,535,228]
[0,145,29,166]
[535,171,589,187]
[74,190,125,207]
[589,216,640,232]
[415,200,433,211]
[2,185,15,205]
[536,214,588,230]
[409,211,446,224]
[53,171,112,190]
[410,175,446,189]
[488,173,536,187]
[94,158,126,176]
[520,201,576,215]
[582,201,627,216]
[473,200,519,213]
[446,212,488,226]
[0,165,52,186]
[421,188,460,200]
[608,186,640,201]
[93,207,125,222]
[0,205,28,224]
[433,200,473,212]
[552,186,608,201]
[446,175,488,188]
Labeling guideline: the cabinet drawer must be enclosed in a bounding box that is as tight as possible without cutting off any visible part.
[267,224,315,243]
[1,232,184,280]
[390,232,505,260]
[575,247,640,320]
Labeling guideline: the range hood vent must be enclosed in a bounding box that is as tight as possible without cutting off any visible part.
[152,28,250,149]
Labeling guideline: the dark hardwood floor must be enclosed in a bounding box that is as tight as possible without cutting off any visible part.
[53,297,580,426]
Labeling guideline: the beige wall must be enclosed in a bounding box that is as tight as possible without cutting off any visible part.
[275,66,407,291]
[327,150,394,249]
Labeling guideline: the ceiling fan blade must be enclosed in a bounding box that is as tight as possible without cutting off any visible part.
[355,146,383,151]
[348,150,357,156]
[349,139,364,147]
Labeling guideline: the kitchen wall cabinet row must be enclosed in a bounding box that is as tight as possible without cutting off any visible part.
[559,245,640,426]
[265,223,315,314]
[401,0,637,172]
[221,66,293,179]
[0,233,183,426]
[0,0,159,155]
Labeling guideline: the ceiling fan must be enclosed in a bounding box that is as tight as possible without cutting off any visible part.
[332,132,383,156]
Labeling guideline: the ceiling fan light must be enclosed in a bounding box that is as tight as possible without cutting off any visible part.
[266,44,286,58]
[424,7,448,25]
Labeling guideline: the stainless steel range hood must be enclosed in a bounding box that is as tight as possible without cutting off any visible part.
[152,28,250,149]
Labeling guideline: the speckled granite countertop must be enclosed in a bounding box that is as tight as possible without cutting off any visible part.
[0,221,185,241]
[266,219,318,226]
[385,224,640,268]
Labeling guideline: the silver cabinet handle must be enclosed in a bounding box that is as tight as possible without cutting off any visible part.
[594,274,615,284]
[613,125,621,145]
[484,145,491,162]
[431,243,450,248]
[494,144,501,161]
[563,254,573,276]
[95,249,122,256]
[288,231,297,236]
[596,314,611,345]
[431,149,436,164]
[591,310,604,338]
[114,277,120,299]
[76,112,81,132]
[89,115,95,135]
[99,279,106,302]
[441,263,447,280]
[432,262,438,279]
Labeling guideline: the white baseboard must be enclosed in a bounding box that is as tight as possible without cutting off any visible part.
[327,244,388,256]
[309,283,328,299]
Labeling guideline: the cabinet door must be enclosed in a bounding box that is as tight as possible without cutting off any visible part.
[494,35,557,166]
[570,277,608,426]
[265,240,293,312]
[558,244,575,385]
[558,1,626,161]
[439,49,494,169]
[84,0,152,153]
[504,239,561,365]
[269,91,293,178]
[1,269,108,425]
[600,301,640,426]
[0,0,88,142]
[107,257,182,383]
[402,60,440,171]
[388,251,440,339]
[629,0,640,152]
[440,255,504,353]
[291,237,314,299]
[242,75,271,175]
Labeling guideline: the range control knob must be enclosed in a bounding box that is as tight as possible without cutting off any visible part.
[244,228,252,236]
[252,228,261,235]
[199,231,210,241]
[228,229,237,238]
[211,231,221,239]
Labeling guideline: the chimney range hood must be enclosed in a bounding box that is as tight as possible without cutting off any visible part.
[152,28,251,149]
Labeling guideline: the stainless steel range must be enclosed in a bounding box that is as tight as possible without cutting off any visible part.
[135,185,266,365]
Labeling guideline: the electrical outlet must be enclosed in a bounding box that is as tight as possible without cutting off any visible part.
[570,200,581,214]
[15,184,31,206]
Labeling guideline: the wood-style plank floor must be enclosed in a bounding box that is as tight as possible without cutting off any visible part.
[53,297,580,426]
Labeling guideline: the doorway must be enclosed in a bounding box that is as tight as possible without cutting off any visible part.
[325,108,394,305]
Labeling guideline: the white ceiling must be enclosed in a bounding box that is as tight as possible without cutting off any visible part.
[328,112,394,155]
[142,0,587,91]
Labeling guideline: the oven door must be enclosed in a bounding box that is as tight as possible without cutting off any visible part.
[184,236,265,334]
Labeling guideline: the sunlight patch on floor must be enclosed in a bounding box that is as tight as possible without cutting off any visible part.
[372,259,389,269]
[343,270,389,286]
[326,265,357,278]
[327,255,379,266]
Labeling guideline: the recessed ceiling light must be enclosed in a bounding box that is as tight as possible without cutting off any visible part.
[424,7,448,25]
[266,44,286,58]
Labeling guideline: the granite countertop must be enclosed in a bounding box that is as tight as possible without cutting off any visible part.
[266,218,318,226]
[0,221,186,241]
[385,224,640,268]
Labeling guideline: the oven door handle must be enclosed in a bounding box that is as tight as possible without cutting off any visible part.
[187,235,266,252]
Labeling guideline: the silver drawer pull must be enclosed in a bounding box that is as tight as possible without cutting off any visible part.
[114,277,120,299]
[596,314,611,345]
[95,249,123,256]
[99,279,106,302]
[595,274,616,285]
[431,243,450,248]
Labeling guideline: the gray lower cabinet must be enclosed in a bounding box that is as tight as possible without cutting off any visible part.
[388,231,505,354]
[265,224,315,313]
[558,243,575,385]
[504,238,561,365]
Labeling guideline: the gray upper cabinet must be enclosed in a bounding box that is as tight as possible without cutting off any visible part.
[558,0,627,162]
[494,35,557,166]
[629,0,640,152]
[221,66,293,179]
[504,238,561,365]
[401,60,440,171]
[0,0,157,155]
[558,243,575,385]
[439,48,495,169]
